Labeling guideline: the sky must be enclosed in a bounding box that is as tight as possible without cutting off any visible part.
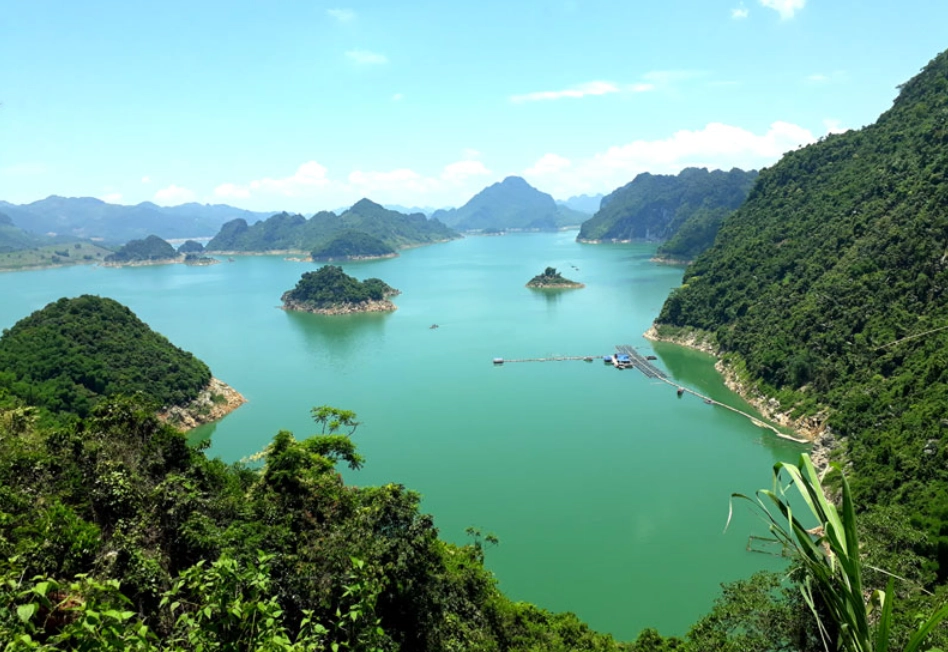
[2,0,947,212]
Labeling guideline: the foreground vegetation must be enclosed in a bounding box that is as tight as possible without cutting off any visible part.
[0,398,630,651]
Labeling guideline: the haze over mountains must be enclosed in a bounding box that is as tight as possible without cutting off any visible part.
[0,197,273,244]
[432,176,588,231]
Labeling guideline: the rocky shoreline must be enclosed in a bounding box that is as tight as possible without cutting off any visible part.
[526,280,585,289]
[101,255,220,268]
[159,377,247,431]
[643,324,836,465]
[281,296,398,315]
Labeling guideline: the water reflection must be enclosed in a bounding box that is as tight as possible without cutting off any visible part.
[283,309,390,362]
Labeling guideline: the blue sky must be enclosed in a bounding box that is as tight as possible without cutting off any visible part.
[2,0,946,211]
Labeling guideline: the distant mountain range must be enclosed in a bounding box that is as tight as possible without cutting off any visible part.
[577,167,758,261]
[206,198,459,255]
[432,176,586,231]
[556,193,604,215]
[0,197,274,244]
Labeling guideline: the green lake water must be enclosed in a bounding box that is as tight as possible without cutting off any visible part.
[0,231,804,639]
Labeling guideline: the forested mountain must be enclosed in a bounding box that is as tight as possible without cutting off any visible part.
[0,196,272,244]
[105,234,178,263]
[654,50,948,574]
[432,176,586,231]
[310,230,396,260]
[206,198,458,253]
[577,167,758,260]
[0,296,211,417]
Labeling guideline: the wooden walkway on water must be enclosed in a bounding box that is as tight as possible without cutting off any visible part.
[493,344,808,444]
[494,356,598,363]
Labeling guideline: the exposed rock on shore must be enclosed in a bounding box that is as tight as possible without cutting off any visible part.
[644,324,830,447]
[281,296,398,315]
[159,377,246,431]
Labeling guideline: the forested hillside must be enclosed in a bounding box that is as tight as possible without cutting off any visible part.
[655,50,948,574]
[0,296,211,417]
[577,168,757,260]
[206,199,458,253]
[311,230,396,260]
[432,176,585,231]
[105,234,178,263]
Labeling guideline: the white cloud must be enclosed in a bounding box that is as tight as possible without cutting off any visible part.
[346,49,388,65]
[510,81,620,104]
[440,160,491,182]
[732,5,749,19]
[211,155,497,210]
[823,118,847,134]
[100,193,123,204]
[522,121,816,198]
[327,8,355,22]
[525,153,572,177]
[392,93,404,102]
[248,161,335,196]
[141,175,151,183]
[759,0,805,19]
[154,184,196,205]
[214,182,251,199]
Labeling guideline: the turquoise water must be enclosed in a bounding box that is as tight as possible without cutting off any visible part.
[0,232,803,639]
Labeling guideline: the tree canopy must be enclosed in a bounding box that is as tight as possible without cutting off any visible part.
[0,295,211,417]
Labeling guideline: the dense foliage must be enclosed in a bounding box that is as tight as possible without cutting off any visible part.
[0,296,211,417]
[656,50,948,576]
[577,167,758,260]
[432,176,585,231]
[0,397,630,651]
[206,199,458,253]
[176,240,205,254]
[106,235,178,263]
[282,265,398,309]
[311,230,396,260]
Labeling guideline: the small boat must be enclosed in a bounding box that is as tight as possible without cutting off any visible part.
[646,355,657,361]
[583,356,593,362]
[493,358,504,365]
[430,324,439,329]
[677,388,684,397]
[704,399,714,405]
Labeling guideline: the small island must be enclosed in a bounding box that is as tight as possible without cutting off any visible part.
[103,234,219,267]
[526,266,585,289]
[281,264,401,315]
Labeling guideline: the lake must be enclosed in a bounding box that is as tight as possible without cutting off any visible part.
[0,231,803,639]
